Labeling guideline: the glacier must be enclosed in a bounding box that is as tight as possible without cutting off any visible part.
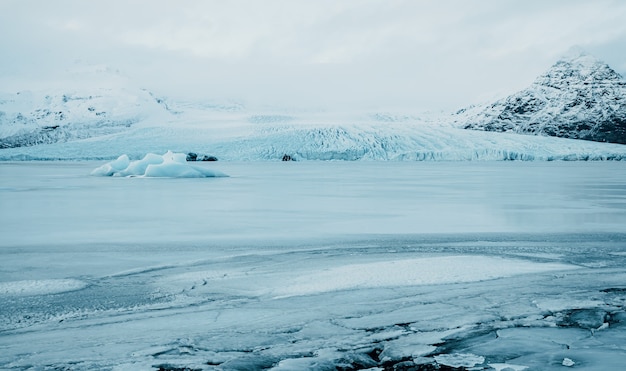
[2,113,626,161]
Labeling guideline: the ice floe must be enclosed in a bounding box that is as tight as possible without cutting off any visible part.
[90,151,228,178]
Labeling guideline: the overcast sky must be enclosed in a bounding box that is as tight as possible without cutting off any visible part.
[1,0,625,111]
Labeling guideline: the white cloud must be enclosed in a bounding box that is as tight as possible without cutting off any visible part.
[1,0,625,110]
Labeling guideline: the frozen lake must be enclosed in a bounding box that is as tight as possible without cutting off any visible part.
[1,161,626,370]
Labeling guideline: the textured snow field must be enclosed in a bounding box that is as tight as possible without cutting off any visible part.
[1,161,626,370]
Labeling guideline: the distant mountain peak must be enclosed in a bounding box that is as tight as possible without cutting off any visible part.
[459,51,626,144]
[533,50,624,89]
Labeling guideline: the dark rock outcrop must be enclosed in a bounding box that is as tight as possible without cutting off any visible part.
[186,152,218,161]
[199,155,218,161]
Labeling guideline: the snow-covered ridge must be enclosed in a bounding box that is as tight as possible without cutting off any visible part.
[0,63,170,149]
[2,54,626,161]
[0,87,168,149]
[460,51,626,144]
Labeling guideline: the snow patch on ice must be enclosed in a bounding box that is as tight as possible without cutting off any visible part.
[532,298,606,312]
[273,256,578,298]
[434,353,485,368]
[0,279,87,296]
[488,363,529,371]
[91,151,228,178]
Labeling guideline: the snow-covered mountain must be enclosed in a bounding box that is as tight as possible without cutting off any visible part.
[0,65,169,149]
[3,57,626,161]
[459,51,626,144]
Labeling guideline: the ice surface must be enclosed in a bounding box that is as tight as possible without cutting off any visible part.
[434,353,485,368]
[488,363,528,371]
[91,151,228,177]
[1,162,626,370]
[272,256,578,298]
[0,279,87,296]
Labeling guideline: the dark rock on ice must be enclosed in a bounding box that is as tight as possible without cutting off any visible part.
[155,365,202,371]
[186,152,218,161]
[601,287,626,293]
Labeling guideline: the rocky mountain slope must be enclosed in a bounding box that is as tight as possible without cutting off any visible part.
[459,51,626,144]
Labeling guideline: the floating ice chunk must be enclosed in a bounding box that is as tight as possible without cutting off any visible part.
[144,162,207,178]
[110,154,130,170]
[91,151,228,178]
[121,152,164,176]
[562,358,575,367]
[0,279,87,296]
[89,154,131,176]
